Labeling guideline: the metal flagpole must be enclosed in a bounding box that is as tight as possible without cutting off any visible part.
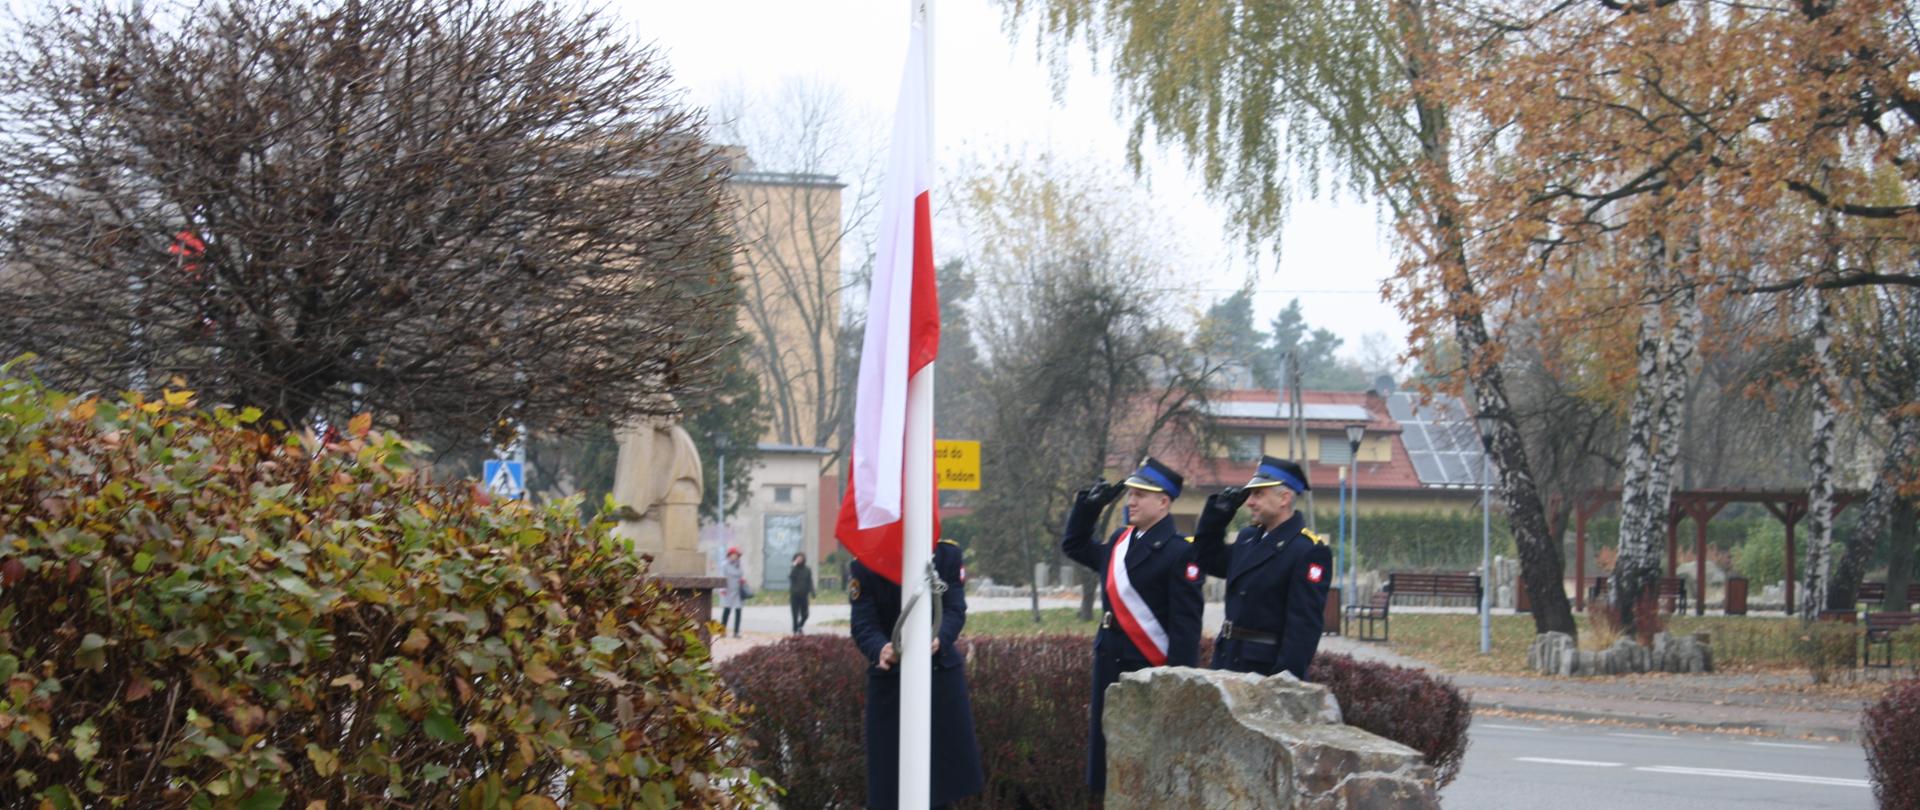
[898,2,936,807]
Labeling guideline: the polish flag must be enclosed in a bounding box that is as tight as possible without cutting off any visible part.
[833,9,939,585]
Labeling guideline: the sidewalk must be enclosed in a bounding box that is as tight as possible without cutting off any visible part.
[709,599,1875,741]
[1320,635,1873,741]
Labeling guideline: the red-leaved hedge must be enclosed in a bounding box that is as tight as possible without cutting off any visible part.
[1865,678,1920,809]
[719,634,1471,808]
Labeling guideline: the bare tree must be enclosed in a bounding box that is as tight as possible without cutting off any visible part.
[708,79,881,456]
[0,0,737,447]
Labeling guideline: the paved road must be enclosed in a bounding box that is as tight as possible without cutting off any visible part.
[1443,718,1873,809]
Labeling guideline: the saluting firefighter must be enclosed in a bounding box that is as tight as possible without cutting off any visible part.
[1192,456,1333,680]
[848,538,985,809]
[1061,457,1204,798]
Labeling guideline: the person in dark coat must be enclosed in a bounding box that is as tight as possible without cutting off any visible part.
[1192,456,1333,680]
[1060,456,1204,799]
[848,539,984,809]
[790,553,814,634]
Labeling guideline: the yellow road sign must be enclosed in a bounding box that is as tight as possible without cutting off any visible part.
[936,440,980,490]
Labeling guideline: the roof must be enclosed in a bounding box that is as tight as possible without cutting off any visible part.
[1206,400,1373,422]
[1385,392,1491,488]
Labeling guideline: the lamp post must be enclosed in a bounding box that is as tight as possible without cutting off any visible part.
[1475,414,1499,654]
[1344,423,1366,598]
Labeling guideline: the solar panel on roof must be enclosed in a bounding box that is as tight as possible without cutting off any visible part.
[1387,392,1489,488]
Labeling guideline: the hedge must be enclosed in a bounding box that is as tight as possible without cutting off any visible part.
[0,373,770,807]
[720,634,1471,808]
[1865,679,1920,809]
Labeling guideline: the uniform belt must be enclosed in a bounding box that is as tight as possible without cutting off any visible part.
[1221,620,1278,645]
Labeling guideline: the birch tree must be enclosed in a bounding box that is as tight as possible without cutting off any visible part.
[996,0,1582,635]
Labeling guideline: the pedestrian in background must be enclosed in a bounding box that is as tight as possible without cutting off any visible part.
[719,546,747,639]
[1192,456,1332,679]
[790,552,814,634]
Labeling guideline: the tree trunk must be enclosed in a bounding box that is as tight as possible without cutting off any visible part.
[1613,294,1666,629]
[1887,498,1916,613]
[1826,415,1917,610]
[1803,292,1839,618]
[1400,0,1576,637]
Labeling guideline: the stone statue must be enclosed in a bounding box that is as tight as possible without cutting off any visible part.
[610,417,706,577]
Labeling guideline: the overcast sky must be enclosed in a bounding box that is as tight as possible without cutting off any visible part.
[616,0,1411,363]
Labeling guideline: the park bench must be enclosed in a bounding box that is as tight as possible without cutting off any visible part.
[1864,612,1920,668]
[1858,581,1920,608]
[1384,572,1483,609]
[1587,576,1689,614]
[1344,591,1391,642]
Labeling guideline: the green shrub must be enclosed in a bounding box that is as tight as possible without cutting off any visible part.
[1792,622,1860,684]
[1733,523,1787,584]
[0,374,769,807]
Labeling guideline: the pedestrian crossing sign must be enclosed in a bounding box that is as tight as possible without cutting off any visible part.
[483,459,525,500]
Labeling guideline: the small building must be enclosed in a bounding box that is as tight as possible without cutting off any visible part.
[706,443,835,592]
[1146,387,1490,531]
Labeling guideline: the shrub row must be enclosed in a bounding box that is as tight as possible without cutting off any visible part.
[719,634,1471,808]
[1865,679,1920,809]
[0,375,768,807]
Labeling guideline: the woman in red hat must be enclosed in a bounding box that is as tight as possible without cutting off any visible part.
[719,546,747,638]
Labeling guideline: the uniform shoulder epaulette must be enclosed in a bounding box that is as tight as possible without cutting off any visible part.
[938,538,960,547]
[1302,528,1326,545]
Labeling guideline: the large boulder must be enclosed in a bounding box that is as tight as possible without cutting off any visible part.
[1101,667,1439,810]
[1529,631,1715,676]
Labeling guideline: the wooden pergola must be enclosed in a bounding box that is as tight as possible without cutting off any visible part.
[1568,489,1866,615]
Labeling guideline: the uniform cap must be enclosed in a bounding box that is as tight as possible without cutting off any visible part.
[1122,456,1184,499]
[1245,455,1310,492]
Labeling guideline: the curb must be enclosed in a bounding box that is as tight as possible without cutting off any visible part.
[1474,699,1861,742]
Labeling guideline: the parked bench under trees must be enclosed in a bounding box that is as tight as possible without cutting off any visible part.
[1344,592,1391,642]
[1858,582,1920,608]
[1865,612,1920,668]
[1587,576,1689,615]
[1384,572,1483,608]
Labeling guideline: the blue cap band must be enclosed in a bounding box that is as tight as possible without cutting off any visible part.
[1132,465,1182,499]
[1258,462,1307,493]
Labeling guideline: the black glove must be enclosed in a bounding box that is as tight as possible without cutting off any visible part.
[1081,480,1124,507]
[1220,485,1250,511]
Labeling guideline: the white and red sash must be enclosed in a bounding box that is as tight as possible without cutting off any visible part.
[1105,528,1169,665]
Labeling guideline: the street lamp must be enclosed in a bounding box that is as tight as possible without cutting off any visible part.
[1474,413,1500,654]
[1344,424,1366,598]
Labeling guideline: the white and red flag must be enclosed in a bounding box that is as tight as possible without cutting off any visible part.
[834,3,940,585]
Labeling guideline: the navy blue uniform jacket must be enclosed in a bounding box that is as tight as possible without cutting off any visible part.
[1192,510,1332,679]
[849,541,983,809]
[1059,494,1204,667]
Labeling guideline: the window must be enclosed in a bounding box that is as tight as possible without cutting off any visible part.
[1320,434,1353,465]
[1226,433,1263,462]
[773,486,794,504]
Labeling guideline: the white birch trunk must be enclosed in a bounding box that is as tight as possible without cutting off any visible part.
[1612,291,1667,617]
[1803,291,1839,618]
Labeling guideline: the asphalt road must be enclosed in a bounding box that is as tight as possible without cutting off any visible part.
[1442,718,1874,809]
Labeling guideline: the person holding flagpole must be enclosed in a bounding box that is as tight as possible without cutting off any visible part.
[1192,456,1333,680]
[848,538,983,809]
[1061,456,1204,799]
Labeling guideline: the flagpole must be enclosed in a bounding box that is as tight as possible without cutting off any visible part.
[898,2,936,808]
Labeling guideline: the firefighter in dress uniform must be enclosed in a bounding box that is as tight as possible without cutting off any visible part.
[1060,457,1205,798]
[1192,455,1333,679]
[848,538,985,809]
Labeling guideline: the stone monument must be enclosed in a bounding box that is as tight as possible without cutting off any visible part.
[610,417,721,625]
[1102,667,1439,809]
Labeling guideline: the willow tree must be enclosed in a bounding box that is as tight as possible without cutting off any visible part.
[995,0,1580,634]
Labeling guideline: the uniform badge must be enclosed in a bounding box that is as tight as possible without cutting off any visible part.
[1307,563,1325,584]
[959,566,968,585]
[1185,562,1201,582]
[848,578,862,602]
